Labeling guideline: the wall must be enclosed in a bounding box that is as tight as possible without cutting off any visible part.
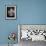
[19,0,46,24]
[0,0,46,44]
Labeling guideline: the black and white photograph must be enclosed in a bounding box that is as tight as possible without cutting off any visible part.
[5,5,16,20]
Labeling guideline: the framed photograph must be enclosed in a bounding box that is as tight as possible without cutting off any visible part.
[5,5,16,20]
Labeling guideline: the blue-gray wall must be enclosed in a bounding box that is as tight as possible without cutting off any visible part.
[0,0,46,44]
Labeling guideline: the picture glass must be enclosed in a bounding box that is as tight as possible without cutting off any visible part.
[6,5,16,20]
